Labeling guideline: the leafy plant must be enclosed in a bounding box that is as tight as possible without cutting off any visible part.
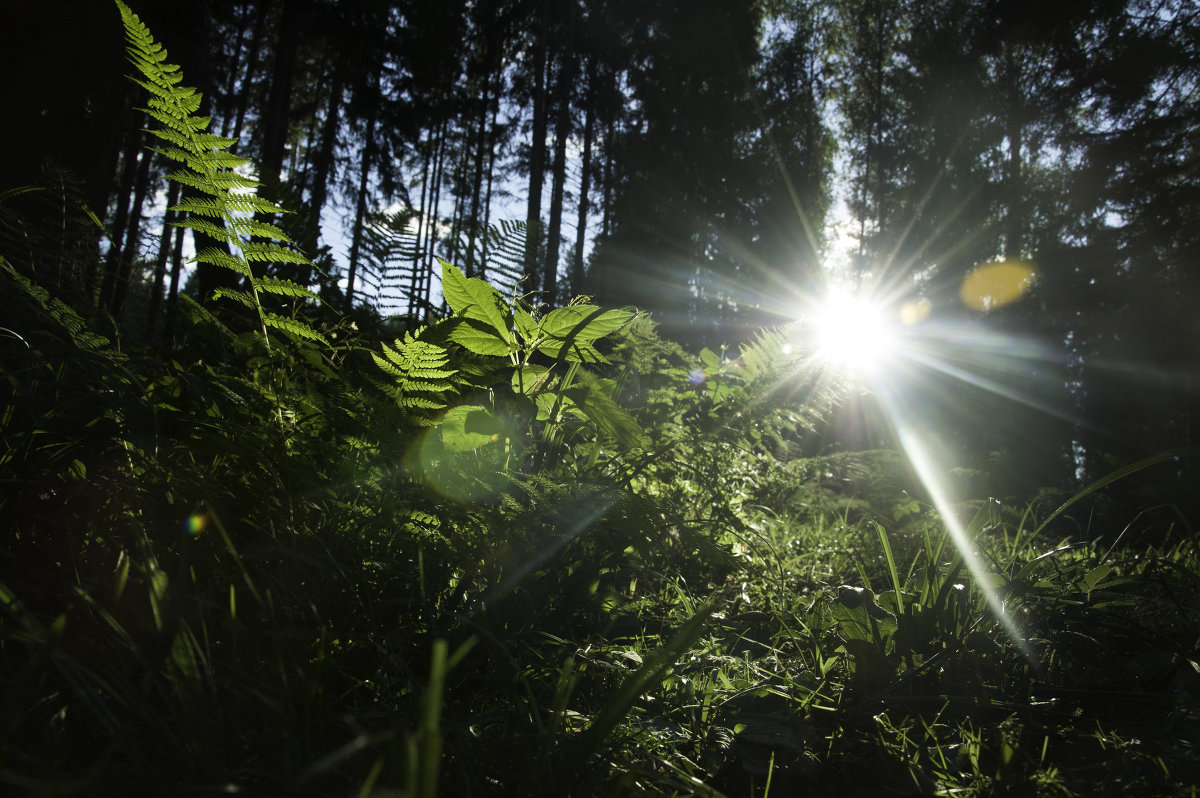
[373,260,644,493]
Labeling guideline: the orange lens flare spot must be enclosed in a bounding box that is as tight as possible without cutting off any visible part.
[898,298,931,325]
[960,261,1037,311]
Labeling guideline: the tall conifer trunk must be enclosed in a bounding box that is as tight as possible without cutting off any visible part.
[525,5,549,282]
[147,181,181,343]
[465,61,492,277]
[410,130,433,319]
[571,60,596,296]
[260,0,301,186]
[110,145,153,318]
[543,51,577,307]
[229,1,270,144]
[309,56,345,219]
[345,83,379,313]
[99,132,142,311]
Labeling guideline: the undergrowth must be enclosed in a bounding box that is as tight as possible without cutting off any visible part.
[0,4,1198,797]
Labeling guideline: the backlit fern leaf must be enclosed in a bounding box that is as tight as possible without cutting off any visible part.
[453,219,530,299]
[372,330,459,415]
[115,0,326,349]
[356,215,534,317]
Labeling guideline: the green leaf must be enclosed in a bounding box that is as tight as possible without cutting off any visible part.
[254,276,321,301]
[1034,448,1200,536]
[262,313,331,346]
[437,406,503,452]
[564,379,647,449]
[535,391,579,422]
[536,337,609,364]
[566,600,718,777]
[540,306,634,341]
[699,347,721,370]
[1082,564,1112,592]
[211,288,257,310]
[512,364,553,396]
[241,242,310,264]
[514,307,540,344]
[448,318,516,357]
[440,260,515,345]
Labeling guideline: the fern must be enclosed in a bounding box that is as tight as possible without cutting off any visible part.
[357,208,421,316]
[455,219,530,299]
[357,214,534,318]
[372,330,460,415]
[115,1,327,349]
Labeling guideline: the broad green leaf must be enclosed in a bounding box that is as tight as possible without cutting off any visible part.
[832,589,896,644]
[449,318,516,357]
[437,406,502,452]
[1082,564,1112,592]
[512,364,553,396]
[536,337,609,364]
[699,347,721,370]
[535,392,580,422]
[440,260,515,345]
[514,307,540,344]
[540,306,635,340]
[564,379,647,449]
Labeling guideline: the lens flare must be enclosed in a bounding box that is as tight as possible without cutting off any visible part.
[183,513,208,536]
[883,414,1031,660]
[960,261,1037,311]
[811,290,895,375]
[898,297,931,325]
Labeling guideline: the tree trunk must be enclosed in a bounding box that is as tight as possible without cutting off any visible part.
[345,88,379,313]
[308,55,345,221]
[110,144,154,319]
[163,219,187,344]
[601,117,615,238]
[1003,51,1024,262]
[424,120,448,313]
[570,60,596,297]
[260,0,302,186]
[218,1,252,139]
[525,6,549,282]
[99,132,142,311]
[481,100,501,275]
[543,51,577,308]
[465,65,492,277]
[230,1,270,145]
[409,129,433,319]
[146,180,181,343]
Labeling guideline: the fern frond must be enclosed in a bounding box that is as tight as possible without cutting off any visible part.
[211,289,260,312]
[116,0,327,349]
[227,219,290,241]
[262,313,331,346]
[241,243,311,265]
[175,217,240,246]
[194,248,251,275]
[255,276,320,300]
[374,331,460,413]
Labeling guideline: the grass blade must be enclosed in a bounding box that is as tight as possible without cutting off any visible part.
[1034,447,1199,536]
[564,598,718,783]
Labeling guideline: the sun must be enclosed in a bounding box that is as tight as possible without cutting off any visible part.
[810,289,896,375]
